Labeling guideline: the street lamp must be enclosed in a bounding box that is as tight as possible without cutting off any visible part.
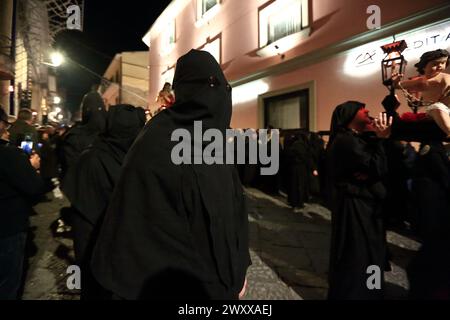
[50,52,65,67]
[42,52,65,67]
[53,96,61,104]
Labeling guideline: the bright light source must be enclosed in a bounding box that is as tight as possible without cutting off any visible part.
[50,52,64,67]
[232,80,270,105]
[53,96,61,104]
[57,114,64,120]
[8,85,14,93]
[55,107,62,113]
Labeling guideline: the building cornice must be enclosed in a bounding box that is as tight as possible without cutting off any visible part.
[231,3,450,87]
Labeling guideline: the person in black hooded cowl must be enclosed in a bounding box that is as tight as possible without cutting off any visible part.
[57,86,107,233]
[61,105,146,299]
[408,140,450,299]
[90,50,251,300]
[326,101,392,300]
[285,132,312,211]
[59,85,107,181]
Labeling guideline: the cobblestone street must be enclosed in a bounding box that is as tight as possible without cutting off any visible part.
[245,188,422,300]
[21,189,421,300]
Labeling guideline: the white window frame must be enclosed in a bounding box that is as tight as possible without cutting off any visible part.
[196,0,221,27]
[198,36,222,64]
[161,19,176,56]
[258,0,310,55]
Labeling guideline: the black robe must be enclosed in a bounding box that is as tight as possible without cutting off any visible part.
[408,142,450,299]
[90,50,251,300]
[61,105,146,299]
[326,101,388,300]
[286,134,311,208]
[60,109,106,181]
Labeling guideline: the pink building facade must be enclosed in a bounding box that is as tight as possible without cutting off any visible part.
[143,0,450,132]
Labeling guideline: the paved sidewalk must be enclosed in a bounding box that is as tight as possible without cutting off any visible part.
[22,196,79,300]
[22,194,300,300]
[245,188,421,300]
[22,189,420,300]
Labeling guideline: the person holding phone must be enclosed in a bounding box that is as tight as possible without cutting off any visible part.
[8,108,38,149]
[0,107,46,300]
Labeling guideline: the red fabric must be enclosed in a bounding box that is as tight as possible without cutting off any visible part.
[400,112,428,122]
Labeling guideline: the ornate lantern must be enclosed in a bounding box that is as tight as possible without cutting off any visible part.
[381,40,408,92]
[380,40,407,115]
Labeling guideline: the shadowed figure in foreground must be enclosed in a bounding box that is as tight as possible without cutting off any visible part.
[91,50,251,300]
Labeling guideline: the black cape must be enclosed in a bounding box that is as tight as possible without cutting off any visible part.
[408,142,450,299]
[60,109,107,180]
[91,50,251,300]
[62,105,146,227]
[286,134,311,207]
[326,101,388,300]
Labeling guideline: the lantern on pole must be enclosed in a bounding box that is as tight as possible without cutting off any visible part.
[380,40,408,93]
[380,40,407,115]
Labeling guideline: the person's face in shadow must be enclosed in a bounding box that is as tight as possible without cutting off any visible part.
[0,120,10,141]
[350,108,372,132]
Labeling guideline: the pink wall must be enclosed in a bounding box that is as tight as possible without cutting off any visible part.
[147,0,450,128]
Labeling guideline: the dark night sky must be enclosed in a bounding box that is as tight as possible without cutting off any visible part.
[55,0,171,113]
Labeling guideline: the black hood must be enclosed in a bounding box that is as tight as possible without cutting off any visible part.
[169,49,232,133]
[102,104,146,155]
[61,105,145,226]
[90,49,250,300]
[329,101,364,146]
[81,90,106,124]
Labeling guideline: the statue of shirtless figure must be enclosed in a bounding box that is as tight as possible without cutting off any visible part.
[393,49,450,138]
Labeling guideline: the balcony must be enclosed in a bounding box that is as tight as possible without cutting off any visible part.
[0,35,15,80]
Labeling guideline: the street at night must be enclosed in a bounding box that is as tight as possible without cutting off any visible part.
[1,0,450,308]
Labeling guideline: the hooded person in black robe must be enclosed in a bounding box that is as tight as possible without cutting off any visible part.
[408,141,450,299]
[309,132,325,197]
[90,50,251,300]
[61,105,146,299]
[57,96,106,231]
[286,132,312,209]
[59,93,106,181]
[326,101,391,300]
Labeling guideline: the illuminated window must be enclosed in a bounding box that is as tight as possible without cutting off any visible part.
[199,36,221,64]
[198,0,219,19]
[259,0,309,48]
[264,89,310,130]
[161,20,176,55]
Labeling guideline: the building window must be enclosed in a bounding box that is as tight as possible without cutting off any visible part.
[161,67,175,87]
[161,19,176,55]
[259,0,309,49]
[264,89,309,130]
[198,36,221,64]
[195,0,221,26]
[198,0,219,18]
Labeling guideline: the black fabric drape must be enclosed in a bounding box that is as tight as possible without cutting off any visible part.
[90,50,251,300]
[326,101,388,300]
[327,130,388,300]
[61,105,145,299]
